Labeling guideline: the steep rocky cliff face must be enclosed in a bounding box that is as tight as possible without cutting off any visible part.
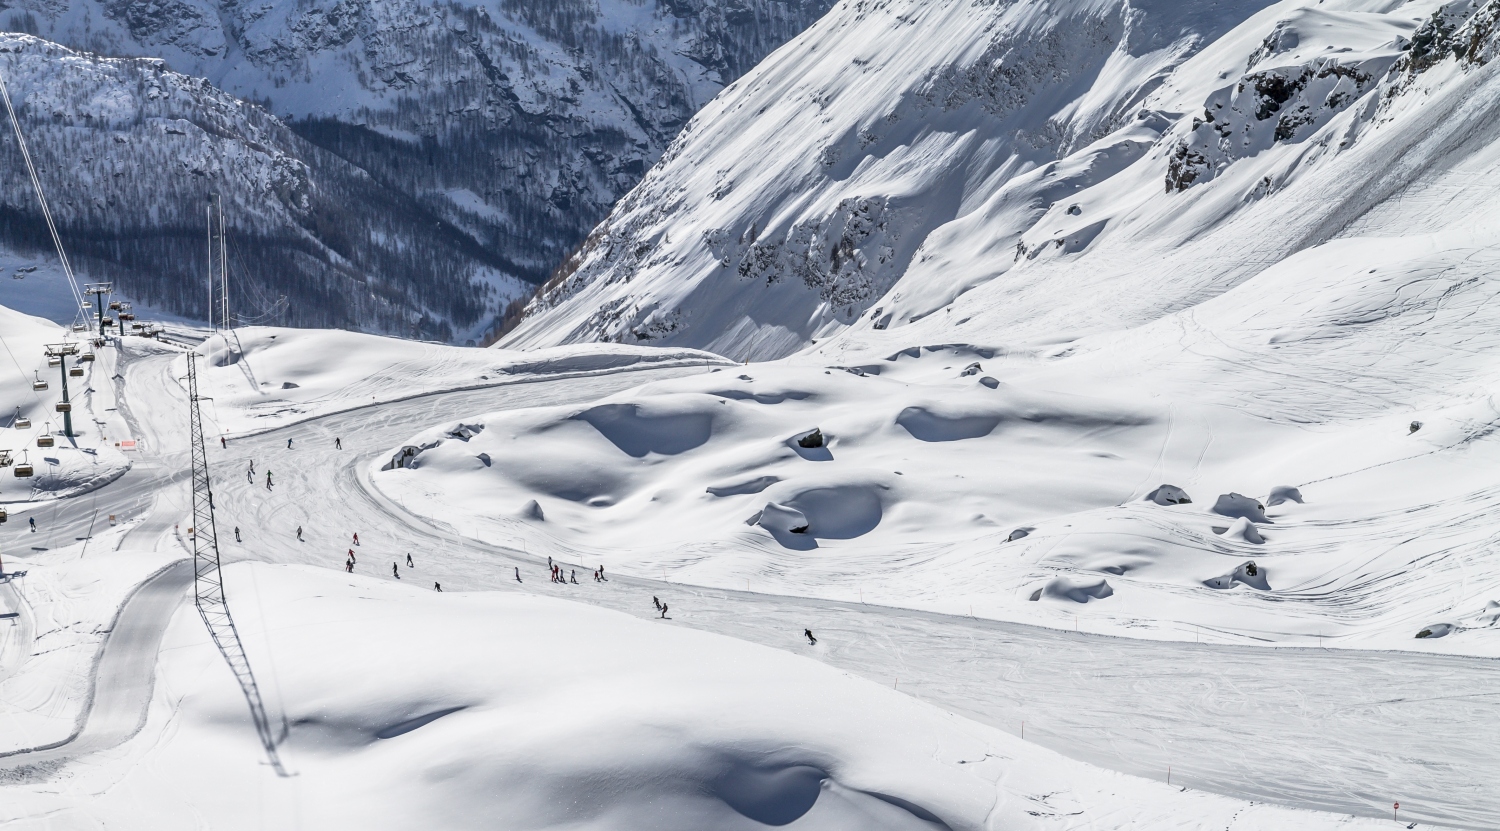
[1,0,834,335]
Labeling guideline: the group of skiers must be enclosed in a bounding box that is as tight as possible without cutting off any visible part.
[217,433,834,641]
[545,556,609,585]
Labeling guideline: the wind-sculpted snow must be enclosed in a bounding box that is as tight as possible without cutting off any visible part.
[391,213,1500,654]
[377,351,1163,554]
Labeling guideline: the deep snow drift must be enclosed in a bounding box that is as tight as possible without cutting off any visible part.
[0,562,1394,831]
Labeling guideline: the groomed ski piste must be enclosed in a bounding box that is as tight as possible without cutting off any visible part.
[0,309,1490,830]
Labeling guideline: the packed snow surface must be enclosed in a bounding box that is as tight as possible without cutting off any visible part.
[0,562,1397,831]
[191,327,732,434]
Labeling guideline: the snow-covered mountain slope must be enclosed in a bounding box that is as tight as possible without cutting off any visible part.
[0,560,1395,830]
[10,0,835,326]
[504,0,1483,359]
[0,33,532,340]
[381,0,1500,653]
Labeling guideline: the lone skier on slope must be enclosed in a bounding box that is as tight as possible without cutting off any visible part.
[265,470,273,489]
[406,553,414,568]
[296,525,303,541]
[434,582,442,592]
[514,567,522,583]
[805,629,817,646]
[335,437,342,450]
[393,562,400,579]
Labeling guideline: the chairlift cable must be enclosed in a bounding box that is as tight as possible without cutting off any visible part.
[0,61,87,327]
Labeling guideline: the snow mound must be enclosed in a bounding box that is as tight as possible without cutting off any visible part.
[1212,493,1270,523]
[1145,484,1193,506]
[1204,560,1270,591]
[1037,575,1115,604]
[376,357,1160,557]
[1213,516,1265,545]
[1265,485,1304,507]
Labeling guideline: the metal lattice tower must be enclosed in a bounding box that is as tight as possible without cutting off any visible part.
[187,352,289,775]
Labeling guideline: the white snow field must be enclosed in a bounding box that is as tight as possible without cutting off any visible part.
[6,0,1500,823]
[191,326,733,434]
[0,561,1401,831]
[378,240,1500,656]
[0,340,1491,828]
[389,0,1500,657]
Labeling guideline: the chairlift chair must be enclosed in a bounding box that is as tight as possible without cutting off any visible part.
[108,301,121,311]
[55,402,71,413]
[31,372,47,391]
[71,323,87,332]
[68,366,83,377]
[35,435,53,448]
[0,450,11,467]
[0,506,7,522]
[15,451,33,477]
[12,408,28,430]
[80,352,95,362]
[46,356,60,368]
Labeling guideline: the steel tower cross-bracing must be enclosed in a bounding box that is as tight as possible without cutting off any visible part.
[186,352,289,776]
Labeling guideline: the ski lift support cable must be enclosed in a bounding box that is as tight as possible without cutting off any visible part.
[0,61,87,326]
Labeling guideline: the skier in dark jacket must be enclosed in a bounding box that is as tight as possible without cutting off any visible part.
[805,629,817,646]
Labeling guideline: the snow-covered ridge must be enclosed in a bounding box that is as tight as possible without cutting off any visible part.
[503,0,1495,360]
